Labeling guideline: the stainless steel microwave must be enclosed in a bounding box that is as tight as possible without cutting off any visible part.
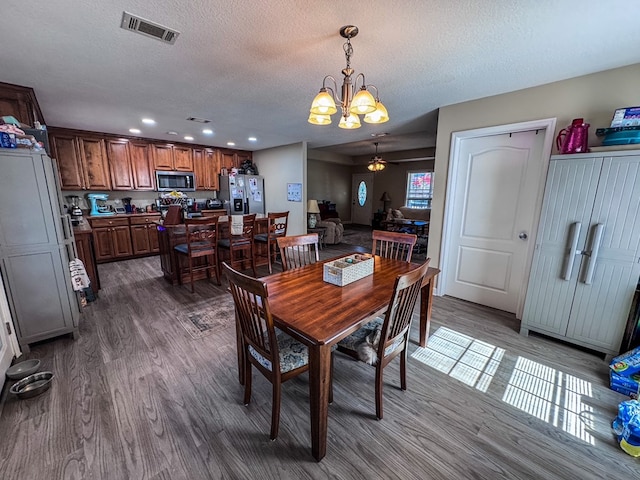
[155,170,196,192]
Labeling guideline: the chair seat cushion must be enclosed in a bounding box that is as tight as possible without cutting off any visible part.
[338,317,404,358]
[254,233,268,243]
[218,238,251,248]
[174,242,211,254]
[249,329,307,373]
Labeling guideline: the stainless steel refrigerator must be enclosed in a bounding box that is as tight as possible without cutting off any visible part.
[218,174,265,215]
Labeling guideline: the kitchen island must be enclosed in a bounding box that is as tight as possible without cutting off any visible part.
[157,215,269,284]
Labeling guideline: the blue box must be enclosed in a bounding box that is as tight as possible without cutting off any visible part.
[611,106,640,127]
[0,132,16,148]
[610,370,640,397]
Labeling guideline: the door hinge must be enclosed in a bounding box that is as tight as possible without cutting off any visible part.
[5,322,11,335]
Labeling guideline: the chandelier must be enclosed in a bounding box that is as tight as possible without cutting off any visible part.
[368,142,387,172]
[308,25,389,129]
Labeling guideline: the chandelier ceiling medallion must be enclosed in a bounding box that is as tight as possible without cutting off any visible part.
[308,25,389,129]
[368,142,387,172]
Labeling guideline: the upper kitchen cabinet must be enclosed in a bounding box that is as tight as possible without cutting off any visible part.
[152,143,194,172]
[219,149,252,171]
[50,133,84,190]
[77,137,112,190]
[106,139,155,191]
[106,139,134,190]
[194,148,219,190]
[0,81,45,127]
[129,142,155,190]
[50,130,111,190]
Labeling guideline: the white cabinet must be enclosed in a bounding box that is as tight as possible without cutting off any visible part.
[521,150,640,355]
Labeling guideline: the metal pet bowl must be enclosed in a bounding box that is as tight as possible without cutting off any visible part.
[6,359,41,380]
[10,371,54,399]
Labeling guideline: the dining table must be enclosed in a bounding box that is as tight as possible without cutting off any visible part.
[260,254,440,461]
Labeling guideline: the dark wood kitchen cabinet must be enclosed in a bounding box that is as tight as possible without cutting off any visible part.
[50,133,84,189]
[106,139,134,190]
[129,141,155,190]
[50,132,111,190]
[194,148,219,190]
[152,143,194,172]
[74,227,100,290]
[91,217,133,262]
[130,215,160,255]
[219,149,251,171]
[0,81,45,128]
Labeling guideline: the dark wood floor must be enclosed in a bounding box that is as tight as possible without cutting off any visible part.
[1,244,638,479]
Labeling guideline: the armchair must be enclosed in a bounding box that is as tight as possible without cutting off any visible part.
[317,217,344,244]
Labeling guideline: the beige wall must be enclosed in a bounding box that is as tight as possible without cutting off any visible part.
[430,63,640,269]
[307,159,352,221]
[254,142,307,235]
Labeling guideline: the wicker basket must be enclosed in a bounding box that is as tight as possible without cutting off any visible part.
[323,254,374,286]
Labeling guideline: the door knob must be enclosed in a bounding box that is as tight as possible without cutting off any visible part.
[518,232,528,240]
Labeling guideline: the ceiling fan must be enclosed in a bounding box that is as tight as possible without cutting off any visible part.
[367,142,387,172]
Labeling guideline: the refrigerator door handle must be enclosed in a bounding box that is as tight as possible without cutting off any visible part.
[583,223,604,285]
[562,222,581,281]
[61,214,74,242]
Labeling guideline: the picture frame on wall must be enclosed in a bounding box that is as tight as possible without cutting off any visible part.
[287,183,302,202]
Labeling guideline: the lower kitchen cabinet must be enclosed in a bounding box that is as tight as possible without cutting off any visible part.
[73,228,100,290]
[90,214,160,263]
[130,215,160,255]
[91,217,133,262]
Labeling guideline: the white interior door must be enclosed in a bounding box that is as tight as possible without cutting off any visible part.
[351,173,373,225]
[443,129,546,313]
[0,280,18,392]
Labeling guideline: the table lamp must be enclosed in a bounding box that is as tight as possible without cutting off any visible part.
[380,192,392,212]
[307,199,320,228]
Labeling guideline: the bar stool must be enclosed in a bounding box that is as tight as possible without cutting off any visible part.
[254,211,289,274]
[218,214,257,276]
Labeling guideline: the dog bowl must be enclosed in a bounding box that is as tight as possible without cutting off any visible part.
[6,359,41,380]
[10,371,54,399]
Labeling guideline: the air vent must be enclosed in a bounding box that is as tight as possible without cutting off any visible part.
[187,117,212,123]
[121,12,180,45]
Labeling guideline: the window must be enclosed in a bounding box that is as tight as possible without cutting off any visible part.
[405,171,433,208]
[357,181,367,206]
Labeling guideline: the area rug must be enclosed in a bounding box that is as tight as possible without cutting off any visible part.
[179,297,236,339]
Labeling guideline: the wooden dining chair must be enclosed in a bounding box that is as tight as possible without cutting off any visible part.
[372,230,417,262]
[173,216,221,292]
[277,233,319,271]
[223,261,313,440]
[218,214,257,277]
[254,211,289,274]
[337,258,431,420]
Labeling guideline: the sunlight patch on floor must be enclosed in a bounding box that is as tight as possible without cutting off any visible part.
[411,326,595,445]
[411,326,504,392]
[503,356,595,445]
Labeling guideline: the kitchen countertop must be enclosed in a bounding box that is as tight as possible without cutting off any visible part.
[86,212,161,219]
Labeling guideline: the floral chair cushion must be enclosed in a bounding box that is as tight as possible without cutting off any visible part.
[249,328,308,373]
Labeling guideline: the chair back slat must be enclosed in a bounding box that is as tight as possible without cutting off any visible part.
[268,211,289,238]
[223,262,279,371]
[372,230,417,262]
[378,258,431,358]
[277,233,319,271]
[185,216,219,255]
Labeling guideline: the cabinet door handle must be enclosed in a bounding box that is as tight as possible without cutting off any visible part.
[583,223,604,285]
[562,222,581,281]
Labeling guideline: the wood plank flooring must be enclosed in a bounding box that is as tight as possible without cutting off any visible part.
[1,243,638,479]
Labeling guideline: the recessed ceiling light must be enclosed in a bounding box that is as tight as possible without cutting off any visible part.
[248,137,257,142]
[166,131,178,135]
[227,142,236,146]
[142,118,156,125]
[371,132,389,137]
[129,128,141,134]
[184,135,194,141]
[202,128,213,135]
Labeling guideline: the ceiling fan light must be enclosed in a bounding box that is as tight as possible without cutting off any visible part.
[310,89,337,115]
[338,113,361,129]
[364,101,389,124]
[350,88,376,115]
[308,113,332,125]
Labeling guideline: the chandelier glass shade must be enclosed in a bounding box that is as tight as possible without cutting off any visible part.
[367,142,387,172]
[308,25,389,129]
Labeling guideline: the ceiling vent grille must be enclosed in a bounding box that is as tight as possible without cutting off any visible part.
[121,12,180,45]
[187,117,212,123]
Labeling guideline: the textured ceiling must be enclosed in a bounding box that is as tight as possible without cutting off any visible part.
[1,0,640,157]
